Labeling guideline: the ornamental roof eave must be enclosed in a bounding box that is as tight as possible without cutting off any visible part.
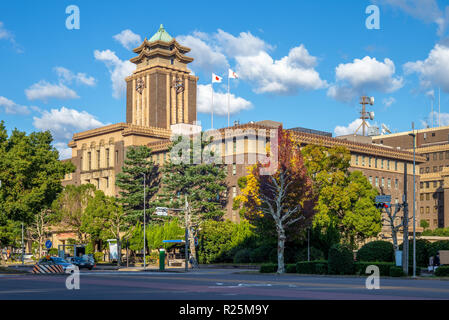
[129,47,194,65]
[132,39,191,54]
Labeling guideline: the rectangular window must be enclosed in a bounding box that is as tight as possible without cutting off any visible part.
[434,153,437,160]
[232,186,237,198]
[381,159,384,169]
[362,156,365,166]
[420,194,424,201]
[232,164,236,175]
[420,182,423,189]
[387,178,391,189]
[433,166,438,172]
[369,176,373,185]
[426,167,430,173]
[420,168,424,174]
[115,150,119,164]
[395,179,399,189]
[97,150,100,169]
[426,207,430,214]
[395,161,398,171]
[426,182,430,188]
[375,157,378,168]
[369,157,372,168]
[88,152,92,170]
[434,181,437,188]
[426,193,430,201]
[375,177,379,187]
[106,149,110,168]
[106,177,109,188]
[440,152,444,160]
[420,207,424,214]
[355,155,359,166]
[387,160,390,170]
[381,177,385,187]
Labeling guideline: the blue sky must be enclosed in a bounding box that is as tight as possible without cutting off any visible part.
[1,0,449,158]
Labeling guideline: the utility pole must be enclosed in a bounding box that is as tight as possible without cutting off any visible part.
[184,195,189,272]
[21,223,24,265]
[402,162,409,275]
[143,173,146,270]
[409,123,417,277]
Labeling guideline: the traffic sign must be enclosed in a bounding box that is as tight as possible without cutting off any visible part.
[45,240,52,249]
[375,195,391,203]
[162,240,185,243]
[155,207,168,216]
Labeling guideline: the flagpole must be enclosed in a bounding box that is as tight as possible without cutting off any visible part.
[227,74,230,128]
[211,82,214,129]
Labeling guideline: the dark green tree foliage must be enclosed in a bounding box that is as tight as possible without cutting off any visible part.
[146,220,184,251]
[160,134,228,220]
[116,146,160,224]
[357,241,394,262]
[0,121,74,244]
[198,220,254,264]
[328,244,354,275]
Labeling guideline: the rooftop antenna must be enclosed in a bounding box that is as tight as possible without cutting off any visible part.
[354,96,375,136]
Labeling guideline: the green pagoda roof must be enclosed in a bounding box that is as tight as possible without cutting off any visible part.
[149,24,173,43]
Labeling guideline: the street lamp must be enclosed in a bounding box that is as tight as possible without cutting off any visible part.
[408,123,416,278]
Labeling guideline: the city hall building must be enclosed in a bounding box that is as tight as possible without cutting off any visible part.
[61,25,426,241]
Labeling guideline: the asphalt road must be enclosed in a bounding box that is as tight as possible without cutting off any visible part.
[0,269,448,300]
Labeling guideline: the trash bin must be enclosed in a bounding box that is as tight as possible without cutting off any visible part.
[159,249,166,271]
[395,250,402,267]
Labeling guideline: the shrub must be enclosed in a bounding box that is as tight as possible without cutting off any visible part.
[233,249,251,264]
[286,264,297,273]
[435,266,449,277]
[295,247,325,262]
[328,244,354,275]
[354,262,394,276]
[399,239,431,267]
[296,260,328,274]
[260,263,277,273]
[428,240,449,257]
[357,241,394,262]
[93,252,103,262]
[250,244,275,263]
[390,266,405,277]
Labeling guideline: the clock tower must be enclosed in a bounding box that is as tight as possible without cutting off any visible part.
[125,24,198,129]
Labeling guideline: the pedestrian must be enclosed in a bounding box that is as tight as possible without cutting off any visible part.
[435,253,441,268]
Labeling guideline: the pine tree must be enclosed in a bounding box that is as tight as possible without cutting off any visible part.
[115,146,160,225]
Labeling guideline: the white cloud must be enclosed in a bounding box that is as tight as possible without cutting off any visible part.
[383,97,396,107]
[327,56,403,102]
[197,84,252,116]
[53,142,72,160]
[214,29,272,58]
[0,21,23,53]
[404,44,449,92]
[177,33,229,73]
[0,96,30,115]
[94,49,135,99]
[113,29,142,50]
[33,107,106,141]
[236,45,327,95]
[377,0,449,36]
[25,81,79,102]
[334,119,363,136]
[54,67,96,86]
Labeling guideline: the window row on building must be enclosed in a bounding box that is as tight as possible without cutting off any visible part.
[420,165,447,174]
[368,176,399,189]
[420,206,442,215]
[420,180,443,189]
[354,155,400,171]
[422,151,449,161]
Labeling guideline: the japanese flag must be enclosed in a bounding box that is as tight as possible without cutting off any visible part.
[212,73,223,83]
[229,69,238,79]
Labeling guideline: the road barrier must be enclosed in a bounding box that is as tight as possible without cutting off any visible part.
[32,264,64,274]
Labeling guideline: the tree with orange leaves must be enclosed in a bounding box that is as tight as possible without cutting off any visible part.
[235,127,316,274]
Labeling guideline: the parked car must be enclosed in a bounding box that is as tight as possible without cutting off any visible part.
[38,257,77,273]
[67,255,95,270]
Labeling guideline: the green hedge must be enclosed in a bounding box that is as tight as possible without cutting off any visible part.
[260,263,277,273]
[357,241,394,262]
[435,266,449,277]
[354,262,394,276]
[296,260,328,274]
[286,264,297,273]
[389,266,405,277]
[233,249,251,263]
[328,244,354,275]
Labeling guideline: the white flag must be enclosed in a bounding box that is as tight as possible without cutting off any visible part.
[212,73,223,83]
[229,69,238,79]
